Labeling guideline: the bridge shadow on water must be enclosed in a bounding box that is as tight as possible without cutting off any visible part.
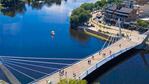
[84,48,141,84]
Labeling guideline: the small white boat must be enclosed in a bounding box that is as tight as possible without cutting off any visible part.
[50,30,55,36]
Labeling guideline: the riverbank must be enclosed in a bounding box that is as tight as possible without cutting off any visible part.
[81,14,140,41]
[84,28,109,41]
[78,26,112,41]
[0,4,3,9]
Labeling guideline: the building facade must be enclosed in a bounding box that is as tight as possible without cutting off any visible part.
[104,4,138,27]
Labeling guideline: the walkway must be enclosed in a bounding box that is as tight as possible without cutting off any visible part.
[31,33,146,84]
[90,13,139,37]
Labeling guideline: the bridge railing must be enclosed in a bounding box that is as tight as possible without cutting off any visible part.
[79,43,139,79]
[29,41,110,84]
[29,40,141,84]
[29,51,97,84]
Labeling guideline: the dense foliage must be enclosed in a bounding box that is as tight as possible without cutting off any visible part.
[94,0,107,9]
[70,7,91,28]
[137,20,149,28]
[58,79,87,84]
[80,3,95,11]
[70,0,122,28]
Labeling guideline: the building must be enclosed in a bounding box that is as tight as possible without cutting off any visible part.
[103,4,138,27]
[139,4,149,18]
[135,0,149,5]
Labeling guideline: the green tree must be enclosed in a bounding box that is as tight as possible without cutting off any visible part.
[94,1,102,9]
[100,0,107,7]
[137,20,149,28]
[79,11,91,23]
[80,3,94,11]
[58,79,87,84]
[94,0,107,10]
[70,7,91,28]
[70,15,79,28]
[71,7,85,15]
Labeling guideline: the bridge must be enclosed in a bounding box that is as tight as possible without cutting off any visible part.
[0,17,148,84]
[0,29,147,84]
[32,33,147,84]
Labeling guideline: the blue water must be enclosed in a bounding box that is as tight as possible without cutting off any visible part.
[0,0,149,84]
[0,0,100,58]
[0,0,103,83]
[93,51,149,84]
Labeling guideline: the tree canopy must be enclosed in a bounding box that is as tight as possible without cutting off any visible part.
[80,3,94,11]
[137,20,149,28]
[70,7,91,28]
[58,79,87,84]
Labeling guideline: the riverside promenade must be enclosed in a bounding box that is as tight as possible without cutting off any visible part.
[89,13,139,37]
[31,32,146,84]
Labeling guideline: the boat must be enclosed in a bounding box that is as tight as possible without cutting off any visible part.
[50,30,55,36]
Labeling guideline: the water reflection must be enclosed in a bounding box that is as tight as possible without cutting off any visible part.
[92,49,149,84]
[140,50,149,68]
[0,0,102,83]
[2,23,21,35]
[0,0,97,17]
[0,0,64,17]
[1,1,26,17]
[29,0,62,9]
[70,28,90,42]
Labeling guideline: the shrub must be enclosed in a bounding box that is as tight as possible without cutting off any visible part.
[58,79,87,84]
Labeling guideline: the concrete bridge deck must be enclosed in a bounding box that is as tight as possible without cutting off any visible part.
[31,33,146,84]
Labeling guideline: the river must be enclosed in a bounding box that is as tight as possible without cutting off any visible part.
[92,49,149,84]
[0,0,149,84]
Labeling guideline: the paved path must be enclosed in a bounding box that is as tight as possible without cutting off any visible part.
[90,13,140,37]
[32,33,145,84]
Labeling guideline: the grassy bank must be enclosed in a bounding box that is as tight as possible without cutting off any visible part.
[58,79,87,84]
[83,28,109,41]
[0,4,3,9]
